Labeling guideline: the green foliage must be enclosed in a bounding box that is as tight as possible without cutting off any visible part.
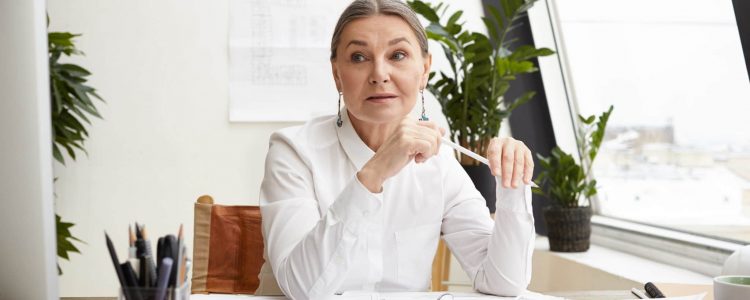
[49,25,100,274]
[56,214,84,275]
[532,106,614,208]
[408,0,554,164]
[48,31,104,165]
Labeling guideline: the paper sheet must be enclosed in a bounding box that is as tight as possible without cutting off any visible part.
[228,0,351,122]
[339,291,563,300]
[660,293,707,300]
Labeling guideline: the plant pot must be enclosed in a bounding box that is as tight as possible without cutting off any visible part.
[462,164,496,213]
[543,206,592,252]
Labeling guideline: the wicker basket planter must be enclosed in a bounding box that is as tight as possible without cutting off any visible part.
[543,206,592,252]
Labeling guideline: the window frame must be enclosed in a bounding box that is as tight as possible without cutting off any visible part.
[525,0,749,276]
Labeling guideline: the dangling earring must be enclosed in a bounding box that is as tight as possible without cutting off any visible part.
[419,89,429,121]
[336,92,343,127]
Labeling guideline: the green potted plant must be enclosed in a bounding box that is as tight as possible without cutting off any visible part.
[48,22,104,273]
[407,0,554,212]
[532,105,613,252]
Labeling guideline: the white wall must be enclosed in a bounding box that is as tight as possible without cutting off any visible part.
[48,0,293,296]
[47,0,483,297]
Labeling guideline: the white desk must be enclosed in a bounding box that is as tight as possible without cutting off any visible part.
[188,285,712,300]
[190,291,560,300]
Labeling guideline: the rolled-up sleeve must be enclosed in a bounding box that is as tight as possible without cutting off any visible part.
[259,132,382,300]
[439,151,535,296]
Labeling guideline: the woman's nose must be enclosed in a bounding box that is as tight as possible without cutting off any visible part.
[368,59,390,84]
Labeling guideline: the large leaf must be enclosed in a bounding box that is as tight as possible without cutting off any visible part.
[533,107,614,207]
[48,25,100,275]
[49,30,104,164]
[408,0,440,22]
[411,0,554,156]
[56,214,84,275]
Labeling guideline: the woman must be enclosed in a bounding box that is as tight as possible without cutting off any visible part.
[259,1,536,299]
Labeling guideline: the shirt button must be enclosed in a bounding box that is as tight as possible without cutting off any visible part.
[363,210,370,217]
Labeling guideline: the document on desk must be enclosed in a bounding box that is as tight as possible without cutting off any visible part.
[339,291,562,300]
[189,291,563,300]
[659,293,707,300]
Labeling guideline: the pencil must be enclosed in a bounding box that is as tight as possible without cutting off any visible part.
[128,225,134,247]
[441,136,539,188]
[141,225,157,287]
[177,224,183,242]
[127,225,140,278]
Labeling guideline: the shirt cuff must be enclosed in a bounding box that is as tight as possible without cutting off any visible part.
[494,178,533,214]
[328,174,383,223]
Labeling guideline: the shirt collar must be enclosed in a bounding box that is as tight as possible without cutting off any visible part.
[336,109,375,171]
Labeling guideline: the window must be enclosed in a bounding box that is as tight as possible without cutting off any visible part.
[551,0,750,243]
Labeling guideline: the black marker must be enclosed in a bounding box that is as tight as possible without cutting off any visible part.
[645,282,666,298]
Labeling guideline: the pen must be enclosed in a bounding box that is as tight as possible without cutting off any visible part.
[440,136,539,188]
[120,261,144,300]
[154,257,174,300]
[141,225,157,287]
[127,225,140,279]
[631,287,650,299]
[139,255,155,288]
[105,232,128,296]
[162,234,178,287]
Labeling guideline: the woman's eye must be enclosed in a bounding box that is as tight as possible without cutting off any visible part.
[351,53,366,63]
[392,51,406,61]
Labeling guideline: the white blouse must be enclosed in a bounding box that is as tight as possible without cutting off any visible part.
[259,111,535,300]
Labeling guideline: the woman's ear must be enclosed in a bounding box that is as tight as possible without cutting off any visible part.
[420,53,432,88]
[331,61,342,91]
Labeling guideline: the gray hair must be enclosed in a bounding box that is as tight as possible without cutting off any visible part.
[330,0,429,60]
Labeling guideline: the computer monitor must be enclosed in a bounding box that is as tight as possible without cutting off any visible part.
[0,0,59,299]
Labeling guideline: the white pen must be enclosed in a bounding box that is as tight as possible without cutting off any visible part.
[440,136,539,188]
[631,287,650,299]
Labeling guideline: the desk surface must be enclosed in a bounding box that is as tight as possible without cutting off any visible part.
[190,292,552,300]
[188,284,713,300]
[61,284,713,300]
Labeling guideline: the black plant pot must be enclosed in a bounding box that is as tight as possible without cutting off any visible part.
[462,164,496,213]
[543,206,592,252]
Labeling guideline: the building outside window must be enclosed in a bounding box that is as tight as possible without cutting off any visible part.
[552,0,750,243]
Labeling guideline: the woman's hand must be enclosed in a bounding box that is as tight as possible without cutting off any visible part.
[487,137,534,188]
[357,118,445,193]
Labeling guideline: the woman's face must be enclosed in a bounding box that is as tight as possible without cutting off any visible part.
[331,14,431,125]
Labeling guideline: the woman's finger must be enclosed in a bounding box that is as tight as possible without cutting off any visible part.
[524,148,534,184]
[414,125,441,157]
[511,143,525,188]
[487,138,501,176]
[416,121,444,154]
[412,138,432,163]
[501,138,515,188]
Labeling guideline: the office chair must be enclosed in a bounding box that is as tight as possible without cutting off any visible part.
[190,194,453,294]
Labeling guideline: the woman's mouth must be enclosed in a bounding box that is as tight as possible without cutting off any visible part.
[366,93,398,103]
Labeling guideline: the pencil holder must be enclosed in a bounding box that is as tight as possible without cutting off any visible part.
[118,281,189,300]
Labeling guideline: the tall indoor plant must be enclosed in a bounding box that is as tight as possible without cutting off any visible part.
[49,23,104,273]
[407,0,554,211]
[532,105,613,252]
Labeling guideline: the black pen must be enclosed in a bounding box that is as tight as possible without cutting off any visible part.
[120,261,144,300]
[645,282,666,298]
[106,232,137,300]
[105,233,127,288]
